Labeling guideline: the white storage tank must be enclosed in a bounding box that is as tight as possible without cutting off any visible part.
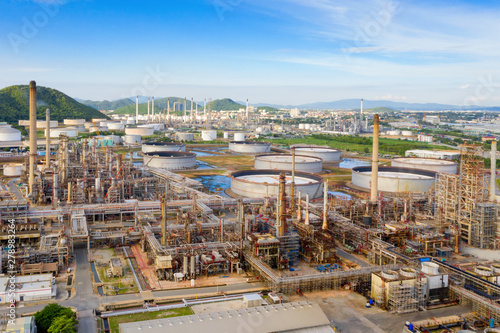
[294,147,342,163]
[352,166,437,193]
[230,169,323,199]
[0,126,22,141]
[223,132,229,139]
[391,157,458,174]
[402,130,413,136]
[229,141,271,154]
[201,130,217,141]
[143,152,197,170]
[63,119,85,126]
[142,142,186,153]
[175,132,195,141]
[388,130,401,136]
[107,122,125,131]
[421,262,440,275]
[234,132,245,141]
[3,163,23,177]
[47,127,78,138]
[125,127,154,136]
[254,154,322,173]
[124,135,142,144]
[126,117,136,125]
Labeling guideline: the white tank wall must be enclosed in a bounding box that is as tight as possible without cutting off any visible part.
[0,127,22,141]
[142,143,186,153]
[3,163,23,176]
[125,127,154,136]
[234,132,245,141]
[229,142,271,153]
[231,174,323,199]
[176,133,195,141]
[201,130,217,141]
[63,119,85,126]
[294,147,341,162]
[124,135,142,144]
[47,127,78,138]
[143,153,196,170]
[254,155,322,173]
[352,168,436,193]
[223,132,229,139]
[107,122,125,130]
[391,158,458,174]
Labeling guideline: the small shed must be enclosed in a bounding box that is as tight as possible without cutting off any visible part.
[243,293,262,308]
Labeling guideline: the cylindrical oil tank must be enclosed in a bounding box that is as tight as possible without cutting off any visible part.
[142,142,186,153]
[421,262,440,275]
[491,264,500,274]
[107,122,125,131]
[143,151,196,170]
[234,132,245,141]
[229,141,271,154]
[0,126,22,141]
[230,169,323,199]
[294,147,342,163]
[190,256,195,276]
[47,127,78,138]
[399,268,416,278]
[223,132,229,139]
[391,158,458,174]
[201,130,217,141]
[387,130,401,136]
[3,163,23,177]
[124,135,142,144]
[175,132,195,141]
[475,266,493,276]
[125,127,154,136]
[63,119,85,126]
[381,270,399,280]
[401,130,413,136]
[126,117,136,125]
[254,154,322,173]
[352,166,436,193]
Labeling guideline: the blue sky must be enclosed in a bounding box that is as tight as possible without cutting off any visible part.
[1,0,500,106]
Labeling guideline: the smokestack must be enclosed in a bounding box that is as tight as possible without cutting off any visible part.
[152,96,155,119]
[45,108,50,168]
[322,180,328,230]
[370,114,379,203]
[136,95,139,120]
[360,98,364,129]
[147,97,150,118]
[204,98,206,118]
[167,98,170,119]
[191,97,194,121]
[490,140,497,202]
[184,97,187,118]
[246,99,249,122]
[29,81,37,195]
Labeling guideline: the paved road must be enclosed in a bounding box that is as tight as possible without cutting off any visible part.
[336,248,372,267]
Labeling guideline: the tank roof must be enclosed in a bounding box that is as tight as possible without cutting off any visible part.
[255,154,321,163]
[294,147,341,153]
[230,141,270,145]
[392,157,457,165]
[231,169,322,184]
[144,151,195,158]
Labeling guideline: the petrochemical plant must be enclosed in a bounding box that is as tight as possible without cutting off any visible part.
[1,81,500,333]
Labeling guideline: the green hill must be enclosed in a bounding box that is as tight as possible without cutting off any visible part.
[78,98,134,111]
[368,107,397,113]
[208,98,244,111]
[112,97,200,115]
[0,85,109,123]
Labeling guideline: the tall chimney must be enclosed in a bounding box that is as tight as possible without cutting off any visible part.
[135,96,139,120]
[490,140,497,202]
[29,81,37,194]
[370,114,379,203]
[191,97,194,121]
[246,99,249,122]
[152,96,155,120]
[184,97,187,118]
[322,180,328,230]
[147,97,150,118]
[45,108,50,168]
[360,98,364,129]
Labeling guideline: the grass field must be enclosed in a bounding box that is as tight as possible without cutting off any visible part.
[108,307,193,332]
[260,135,449,156]
[197,155,254,168]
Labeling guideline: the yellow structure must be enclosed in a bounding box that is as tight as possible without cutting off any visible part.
[110,258,123,277]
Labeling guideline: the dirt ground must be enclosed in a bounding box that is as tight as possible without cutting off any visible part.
[190,299,246,314]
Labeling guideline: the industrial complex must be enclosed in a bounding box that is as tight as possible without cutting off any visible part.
[0,82,500,333]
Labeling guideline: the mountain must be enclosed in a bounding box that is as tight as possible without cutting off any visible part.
[207,98,244,111]
[112,97,200,115]
[0,85,109,123]
[78,98,135,111]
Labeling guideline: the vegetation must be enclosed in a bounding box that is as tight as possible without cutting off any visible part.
[78,98,135,111]
[35,304,77,333]
[108,307,193,333]
[197,155,254,168]
[207,98,244,111]
[258,134,449,156]
[0,85,108,123]
[112,97,200,115]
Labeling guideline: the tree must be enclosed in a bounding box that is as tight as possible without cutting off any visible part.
[48,315,77,333]
[35,304,75,333]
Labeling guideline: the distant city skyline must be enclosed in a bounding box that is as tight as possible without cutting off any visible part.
[1,0,499,106]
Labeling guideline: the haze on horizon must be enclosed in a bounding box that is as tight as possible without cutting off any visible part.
[1,0,499,106]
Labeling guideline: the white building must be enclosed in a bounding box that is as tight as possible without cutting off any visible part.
[0,273,56,303]
[417,134,433,143]
[405,150,460,160]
